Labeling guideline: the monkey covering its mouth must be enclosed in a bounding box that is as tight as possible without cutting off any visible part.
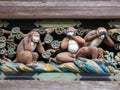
[66,27,79,54]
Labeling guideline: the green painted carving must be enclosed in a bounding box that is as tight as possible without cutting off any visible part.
[0,73,6,80]
[34,20,82,28]
[0,48,6,55]
[76,28,91,36]
[33,73,81,81]
[33,28,46,35]
[114,43,120,51]
[54,28,65,35]
[44,34,53,44]
[0,36,6,42]
[7,42,16,50]
[117,35,120,41]
[34,20,41,27]
[104,51,117,68]
[109,73,120,81]
[0,20,9,28]
[0,42,6,49]
[108,29,120,42]
[0,57,119,75]
[16,31,24,40]
[51,40,61,49]
[10,27,25,40]
[12,27,20,33]
[0,30,3,36]
[108,21,120,28]
[8,33,16,39]
[112,33,119,41]
[7,49,16,58]
[42,50,51,59]
[32,73,39,80]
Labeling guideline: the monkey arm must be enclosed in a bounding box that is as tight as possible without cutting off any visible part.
[84,30,99,42]
[103,36,115,47]
[61,38,69,50]
[23,37,31,51]
[37,41,45,54]
[73,36,85,46]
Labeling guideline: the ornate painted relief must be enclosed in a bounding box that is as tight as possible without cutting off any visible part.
[0,19,119,80]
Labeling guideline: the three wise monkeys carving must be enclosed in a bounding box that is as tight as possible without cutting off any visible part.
[15,27,115,66]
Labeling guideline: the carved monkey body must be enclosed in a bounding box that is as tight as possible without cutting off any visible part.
[77,27,115,59]
[91,29,107,46]
[16,31,45,66]
[66,30,79,54]
[31,42,37,51]
[84,27,114,47]
[52,27,85,63]
[61,27,85,53]
[90,32,105,47]
[68,39,79,54]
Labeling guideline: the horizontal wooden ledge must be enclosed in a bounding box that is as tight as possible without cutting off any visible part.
[0,1,120,7]
[0,1,120,19]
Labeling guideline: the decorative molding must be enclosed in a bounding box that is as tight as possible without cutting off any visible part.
[0,0,120,19]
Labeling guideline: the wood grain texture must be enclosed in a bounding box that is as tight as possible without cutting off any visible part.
[0,81,120,90]
[0,0,120,19]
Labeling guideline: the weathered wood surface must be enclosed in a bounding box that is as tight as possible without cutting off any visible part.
[0,0,120,19]
[0,80,120,90]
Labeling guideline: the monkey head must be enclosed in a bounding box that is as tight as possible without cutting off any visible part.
[66,27,76,38]
[29,31,40,43]
[97,27,108,38]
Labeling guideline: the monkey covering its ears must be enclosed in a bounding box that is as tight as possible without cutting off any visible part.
[16,31,45,66]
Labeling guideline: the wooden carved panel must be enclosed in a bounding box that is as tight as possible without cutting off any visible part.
[0,0,120,80]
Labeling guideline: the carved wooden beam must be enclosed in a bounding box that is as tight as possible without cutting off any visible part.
[1,72,120,81]
[0,0,120,19]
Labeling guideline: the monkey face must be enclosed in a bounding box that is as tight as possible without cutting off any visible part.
[32,34,40,43]
[67,31,74,36]
[97,27,107,37]
[66,27,76,37]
